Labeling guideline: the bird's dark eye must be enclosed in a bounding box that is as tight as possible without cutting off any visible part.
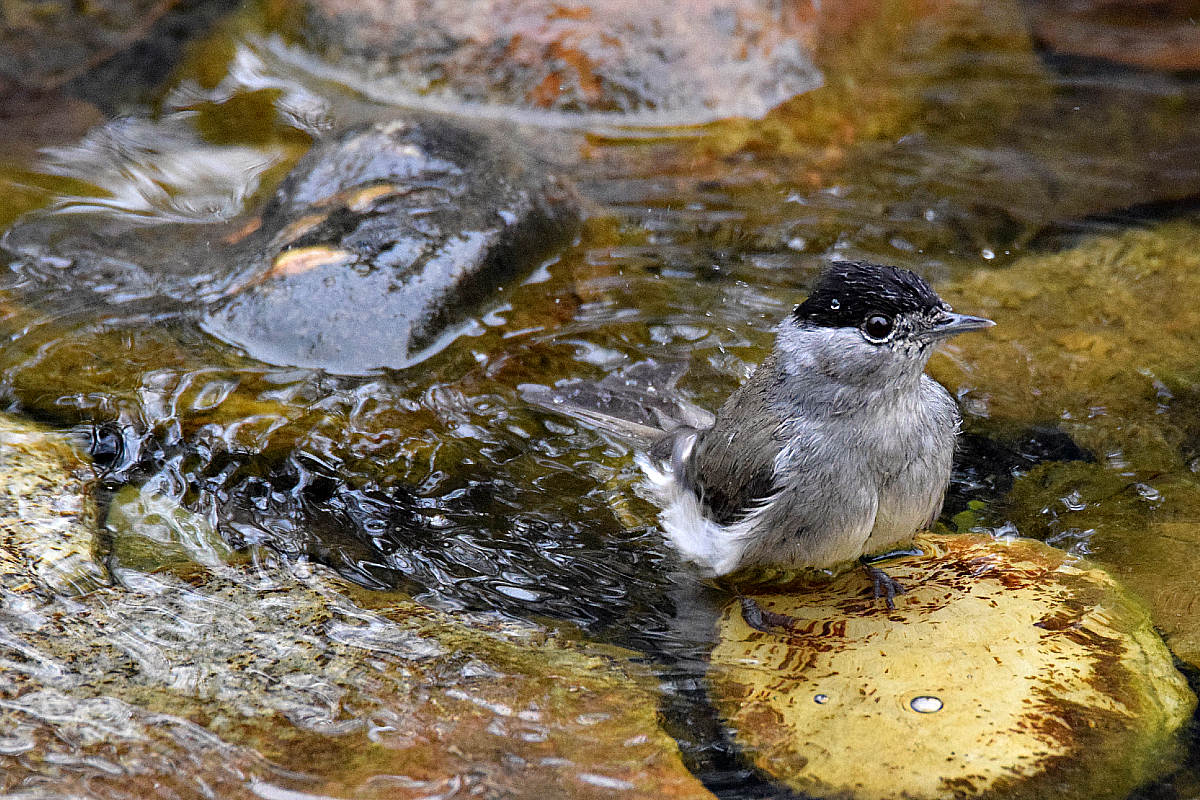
[863,314,894,341]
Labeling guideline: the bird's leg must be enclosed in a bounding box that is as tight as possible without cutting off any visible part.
[861,563,903,610]
[738,595,800,633]
[859,550,918,610]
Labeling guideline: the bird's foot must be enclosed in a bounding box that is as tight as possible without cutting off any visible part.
[861,562,906,610]
[739,595,801,633]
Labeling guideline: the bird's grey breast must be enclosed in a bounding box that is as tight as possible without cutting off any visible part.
[861,375,958,550]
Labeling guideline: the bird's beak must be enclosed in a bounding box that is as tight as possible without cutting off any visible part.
[920,311,995,340]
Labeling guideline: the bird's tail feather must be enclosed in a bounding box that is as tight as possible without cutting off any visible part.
[520,385,665,447]
[519,358,714,447]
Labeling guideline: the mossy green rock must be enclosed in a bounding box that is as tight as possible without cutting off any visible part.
[1000,459,1200,667]
[933,220,1200,471]
[709,533,1193,800]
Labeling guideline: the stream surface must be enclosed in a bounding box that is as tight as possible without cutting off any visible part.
[2,0,1200,797]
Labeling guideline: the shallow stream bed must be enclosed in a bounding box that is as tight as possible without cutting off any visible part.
[2,0,1200,797]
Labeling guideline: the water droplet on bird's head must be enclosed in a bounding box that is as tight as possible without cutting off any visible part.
[910,695,943,713]
[813,694,829,704]
[830,298,840,310]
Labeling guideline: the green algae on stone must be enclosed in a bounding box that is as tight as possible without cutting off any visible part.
[933,221,1200,472]
[930,221,1200,667]
[996,459,1200,667]
[709,533,1194,800]
[1118,521,1200,669]
[0,414,107,596]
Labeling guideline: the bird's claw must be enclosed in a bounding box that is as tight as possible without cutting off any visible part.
[862,564,906,610]
[739,596,801,633]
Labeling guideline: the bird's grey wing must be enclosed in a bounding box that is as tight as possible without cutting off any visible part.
[667,398,715,430]
[685,364,786,525]
[688,427,781,526]
[628,358,714,429]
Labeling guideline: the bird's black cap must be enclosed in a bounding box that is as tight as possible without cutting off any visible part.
[792,260,947,328]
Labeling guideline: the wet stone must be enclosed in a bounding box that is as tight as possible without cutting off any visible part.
[0,415,106,596]
[997,460,1200,668]
[0,563,714,798]
[1023,0,1200,72]
[0,0,176,90]
[202,116,580,374]
[710,533,1194,800]
[267,0,822,122]
[931,221,1200,666]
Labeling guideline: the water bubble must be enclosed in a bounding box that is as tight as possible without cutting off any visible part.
[1061,490,1086,512]
[813,694,829,704]
[830,299,841,310]
[910,696,943,713]
[981,248,995,260]
[1135,483,1162,503]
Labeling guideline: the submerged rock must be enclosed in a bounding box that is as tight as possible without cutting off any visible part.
[0,564,713,798]
[267,0,822,122]
[2,115,296,303]
[998,460,1200,668]
[0,452,709,798]
[0,415,106,596]
[934,220,1200,469]
[0,0,176,90]
[709,533,1193,800]
[0,79,103,166]
[1023,0,1200,72]
[202,117,579,374]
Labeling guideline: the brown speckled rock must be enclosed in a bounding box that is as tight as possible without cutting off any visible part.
[0,477,713,799]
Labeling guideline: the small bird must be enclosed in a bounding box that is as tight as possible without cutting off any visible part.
[523,260,993,613]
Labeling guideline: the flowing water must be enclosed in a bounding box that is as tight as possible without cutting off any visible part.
[1,0,1200,796]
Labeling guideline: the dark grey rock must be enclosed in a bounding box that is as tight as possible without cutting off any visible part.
[201,117,579,375]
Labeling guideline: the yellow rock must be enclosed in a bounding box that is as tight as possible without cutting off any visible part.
[709,533,1193,800]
